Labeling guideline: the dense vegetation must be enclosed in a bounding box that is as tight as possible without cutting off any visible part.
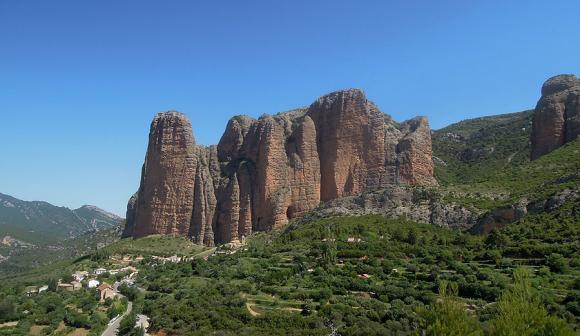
[1,203,577,335]
[432,110,533,185]
[0,282,128,336]
[0,226,122,278]
[440,139,580,211]
[128,201,579,335]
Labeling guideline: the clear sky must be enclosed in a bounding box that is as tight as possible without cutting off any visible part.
[0,1,578,216]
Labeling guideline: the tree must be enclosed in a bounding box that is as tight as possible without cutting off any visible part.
[489,268,574,335]
[485,229,510,249]
[47,278,58,292]
[0,297,17,322]
[546,253,569,274]
[118,284,139,301]
[418,281,481,335]
[61,273,74,283]
[406,228,418,245]
[118,312,137,335]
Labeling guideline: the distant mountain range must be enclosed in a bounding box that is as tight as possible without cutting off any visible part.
[0,192,123,243]
[0,193,124,277]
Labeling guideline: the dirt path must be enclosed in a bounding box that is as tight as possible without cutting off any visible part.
[246,302,261,317]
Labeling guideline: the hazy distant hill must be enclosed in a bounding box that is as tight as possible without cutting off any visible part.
[432,110,533,185]
[0,193,124,277]
[0,192,122,243]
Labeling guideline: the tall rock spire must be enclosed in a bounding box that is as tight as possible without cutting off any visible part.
[131,112,197,237]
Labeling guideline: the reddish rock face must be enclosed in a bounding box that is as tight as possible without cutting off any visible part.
[397,117,437,185]
[127,89,437,245]
[131,112,197,237]
[531,74,580,160]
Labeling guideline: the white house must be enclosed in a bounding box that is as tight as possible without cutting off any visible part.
[38,285,48,293]
[88,279,100,288]
[94,268,107,275]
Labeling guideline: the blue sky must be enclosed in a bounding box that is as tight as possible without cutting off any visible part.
[0,1,578,216]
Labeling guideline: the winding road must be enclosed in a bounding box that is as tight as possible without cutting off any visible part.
[101,301,133,336]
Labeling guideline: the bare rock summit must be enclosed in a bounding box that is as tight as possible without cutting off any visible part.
[531,74,580,160]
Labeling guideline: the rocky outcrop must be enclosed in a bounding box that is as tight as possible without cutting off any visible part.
[531,74,580,160]
[127,89,437,245]
[290,187,479,230]
[121,193,138,238]
[471,188,579,234]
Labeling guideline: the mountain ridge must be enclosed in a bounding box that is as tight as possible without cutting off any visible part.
[0,192,123,243]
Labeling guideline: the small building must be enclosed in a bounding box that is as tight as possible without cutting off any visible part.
[38,285,48,293]
[358,274,371,280]
[25,286,38,296]
[58,283,74,291]
[98,283,116,301]
[71,281,82,290]
[120,266,138,273]
[72,271,89,282]
[88,279,100,288]
[94,268,107,275]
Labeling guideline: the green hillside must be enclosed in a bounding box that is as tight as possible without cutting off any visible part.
[0,193,123,243]
[442,139,580,211]
[433,110,533,185]
[130,205,579,335]
[0,226,123,278]
[2,208,577,335]
[99,234,211,257]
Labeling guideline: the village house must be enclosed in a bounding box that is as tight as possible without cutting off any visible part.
[70,281,82,290]
[88,279,100,288]
[97,283,116,301]
[38,285,48,293]
[58,283,74,291]
[94,267,107,275]
[25,286,38,296]
[72,271,89,282]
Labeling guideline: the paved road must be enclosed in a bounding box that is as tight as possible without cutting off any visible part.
[101,301,133,336]
[136,314,150,335]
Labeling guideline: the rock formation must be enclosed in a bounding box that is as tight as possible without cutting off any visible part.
[291,187,480,231]
[531,74,580,160]
[126,89,437,245]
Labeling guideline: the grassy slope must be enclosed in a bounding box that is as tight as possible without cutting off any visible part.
[100,234,209,257]
[442,139,580,210]
[0,234,210,284]
[0,226,123,279]
[432,110,533,185]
